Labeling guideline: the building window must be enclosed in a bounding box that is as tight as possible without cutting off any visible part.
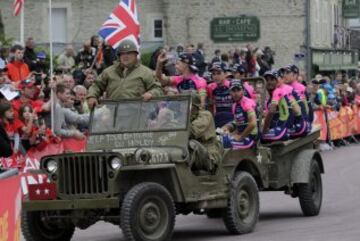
[153,19,163,39]
[51,8,67,43]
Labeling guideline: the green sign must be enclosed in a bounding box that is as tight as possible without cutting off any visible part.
[210,16,260,42]
[343,0,360,18]
[312,49,359,71]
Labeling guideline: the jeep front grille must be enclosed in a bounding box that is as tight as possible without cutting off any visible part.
[58,155,109,195]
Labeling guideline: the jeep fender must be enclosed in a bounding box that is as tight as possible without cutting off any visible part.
[290,150,324,184]
[232,159,265,189]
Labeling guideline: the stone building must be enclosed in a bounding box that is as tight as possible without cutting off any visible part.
[0,0,356,74]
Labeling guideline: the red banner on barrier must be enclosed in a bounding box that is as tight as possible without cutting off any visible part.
[0,176,21,241]
[0,138,87,171]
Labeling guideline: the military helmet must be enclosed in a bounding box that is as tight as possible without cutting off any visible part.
[116,39,139,55]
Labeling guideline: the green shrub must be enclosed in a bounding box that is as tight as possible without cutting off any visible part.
[140,52,152,67]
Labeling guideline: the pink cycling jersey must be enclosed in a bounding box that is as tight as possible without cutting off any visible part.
[243,82,257,100]
[291,81,306,101]
[272,86,287,103]
[207,79,232,113]
[279,84,295,102]
[232,96,256,115]
[170,74,207,94]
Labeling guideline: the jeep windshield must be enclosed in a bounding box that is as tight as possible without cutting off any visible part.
[87,96,191,151]
[90,97,190,134]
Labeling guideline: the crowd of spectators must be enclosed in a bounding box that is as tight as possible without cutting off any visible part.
[0,35,117,157]
[1,36,360,158]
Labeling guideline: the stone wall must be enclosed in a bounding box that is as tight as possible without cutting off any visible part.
[0,0,345,66]
[0,0,163,47]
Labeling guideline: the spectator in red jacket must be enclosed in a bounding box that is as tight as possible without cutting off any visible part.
[6,45,30,86]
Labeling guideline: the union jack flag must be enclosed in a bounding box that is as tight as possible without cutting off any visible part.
[13,0,24,16]
[99,0,140,49]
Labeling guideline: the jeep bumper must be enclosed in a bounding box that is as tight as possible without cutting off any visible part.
[22,197,119,211]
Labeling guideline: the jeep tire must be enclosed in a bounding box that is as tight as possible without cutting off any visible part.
[121,182,175,241]
[223,172,259,234]
[21,211,75,241]
[298,160,322,216]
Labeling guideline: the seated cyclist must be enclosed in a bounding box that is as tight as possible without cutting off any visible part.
[221,80,258,149]
[279,66,307,138]
[262,70,291,142]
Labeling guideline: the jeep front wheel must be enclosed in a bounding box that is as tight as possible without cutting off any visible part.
[121,182,175,241]
[223,172,259,234]
[298,161,322,216]
[21,211,75,241]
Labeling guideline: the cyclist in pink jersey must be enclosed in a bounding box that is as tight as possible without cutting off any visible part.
[287,64,313,131]
[262,70,290,142]
[207,62,233,127]
[278,67,308,138]
[156,51,207,108]
[221,80,258,149]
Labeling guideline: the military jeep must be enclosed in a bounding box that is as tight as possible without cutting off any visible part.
[22,79,324,241]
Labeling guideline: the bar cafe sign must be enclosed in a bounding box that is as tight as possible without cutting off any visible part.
[343,0,360,18]
[210,16,260,43]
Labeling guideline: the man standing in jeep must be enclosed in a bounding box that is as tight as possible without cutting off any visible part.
[87,39,163,108]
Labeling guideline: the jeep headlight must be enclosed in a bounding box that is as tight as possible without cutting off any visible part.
[110,157,122,170]
[46,159,58,173]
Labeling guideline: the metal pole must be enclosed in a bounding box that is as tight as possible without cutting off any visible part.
[305,0,312,82]
[49,0,55,133]
[20,1,24,45]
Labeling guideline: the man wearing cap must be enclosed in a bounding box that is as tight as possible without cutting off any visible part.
[221,80,258,149]
[189,94,223,174]
[87,39,163,108]
[231,64,257,101]
[311,78,327,109]
[282,65,310,137]
[207,62,233,127]
[262,70,291,142]
[156,51,207,108]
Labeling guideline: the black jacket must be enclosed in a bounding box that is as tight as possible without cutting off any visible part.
[0,123,12,158]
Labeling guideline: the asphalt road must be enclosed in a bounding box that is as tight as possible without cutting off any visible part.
[21,144,360,241]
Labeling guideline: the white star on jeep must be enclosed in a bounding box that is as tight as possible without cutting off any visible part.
[257,153,262,164]
[36,189,41,195]
[44,189,50,195]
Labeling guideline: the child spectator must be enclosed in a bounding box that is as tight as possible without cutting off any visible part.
[18,104,37,150]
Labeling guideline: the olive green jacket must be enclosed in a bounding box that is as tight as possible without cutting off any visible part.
[87,61,163,100]
[190,110,223,166]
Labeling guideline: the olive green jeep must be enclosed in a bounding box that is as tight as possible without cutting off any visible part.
[21,79,324,241]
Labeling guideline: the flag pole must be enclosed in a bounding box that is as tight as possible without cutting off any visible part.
[49,0,55,133]
[20,0,24,45]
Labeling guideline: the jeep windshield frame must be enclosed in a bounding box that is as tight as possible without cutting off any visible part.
[86,95,191,151]
[89,95,191,135]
